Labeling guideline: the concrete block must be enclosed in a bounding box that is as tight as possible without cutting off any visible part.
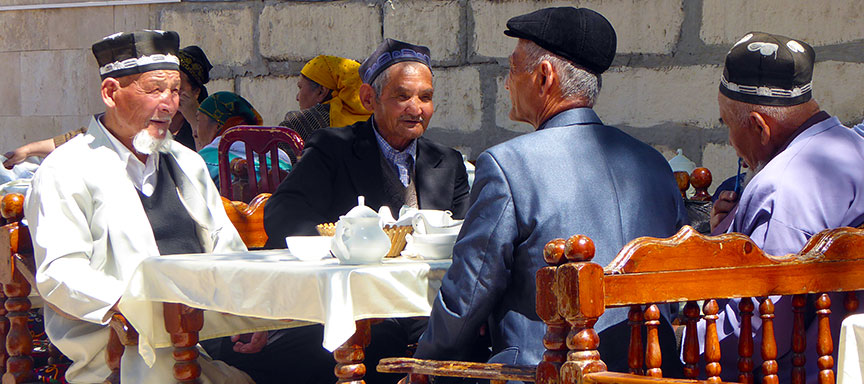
[44,7,116,50]
[238,76,299,126]
[206,78,236,95]
[471,0,684,58]
[812,61,864,126]
[0,52,20,116]
[21,50,102,117]
[429,67,481,133]
[0,10,49,52]
[594,65,722,129]
[700,143,738,195]
[259,2,381,62]
[0,116,61,152]
[114,4,154,33]
[160,7,255,66]
[701,0,864,46]
[494,74,534,133]
[384,0,462,63]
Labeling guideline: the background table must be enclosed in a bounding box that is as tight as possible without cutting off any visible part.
[117,249,450,375]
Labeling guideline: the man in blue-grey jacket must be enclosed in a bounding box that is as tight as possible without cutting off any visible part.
[413,7,688,377]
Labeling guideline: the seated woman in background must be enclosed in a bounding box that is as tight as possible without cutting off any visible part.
[195,91,292,183]
[279,55,371,141]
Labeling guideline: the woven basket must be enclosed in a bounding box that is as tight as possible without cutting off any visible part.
[316,223,413,257]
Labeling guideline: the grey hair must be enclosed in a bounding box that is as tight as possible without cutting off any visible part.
[520,41,601,107]
[370,67,392,98]
[370,62,433,98]
[723,99,794,131]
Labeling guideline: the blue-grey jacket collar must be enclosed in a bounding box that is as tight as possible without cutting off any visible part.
[538,107,603,131]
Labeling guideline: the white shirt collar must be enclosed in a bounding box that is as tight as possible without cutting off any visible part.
[96,114,160,197]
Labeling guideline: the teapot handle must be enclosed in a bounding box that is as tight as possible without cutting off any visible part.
[333,224,351,260]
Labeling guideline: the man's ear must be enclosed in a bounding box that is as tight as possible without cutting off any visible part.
[749,111,772,145]
[536,60,556,98]
[101,78,121,109]
[358,83,376,112]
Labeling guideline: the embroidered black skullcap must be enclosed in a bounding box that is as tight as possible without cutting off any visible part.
[92,30,180,80]
[359,38,432,84]
[178,46,212,88]
[178,46,212,102]
[720,32,815,106]
[504,7,616,75]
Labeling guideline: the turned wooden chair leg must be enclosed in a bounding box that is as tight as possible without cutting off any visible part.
[537,239,569,384]
[760,298,779,384]
[815,294,834,384]
[0,288,8,375]
[2,270,33,384]
[682,301,701,379]
[103,327,123,384]
[791,294,807,384]
[334,319,372,384]
[703,299,721,383]
[164,303,203,384]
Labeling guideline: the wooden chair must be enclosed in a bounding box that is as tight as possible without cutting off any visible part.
[0,191,271,383]
[218,126,304,202]
[0,193,138,383]
[380,225,864,384]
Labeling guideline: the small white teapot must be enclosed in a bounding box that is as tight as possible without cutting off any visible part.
[331,196,391,264]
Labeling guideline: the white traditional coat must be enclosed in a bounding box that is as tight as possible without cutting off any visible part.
[25,115,253,384]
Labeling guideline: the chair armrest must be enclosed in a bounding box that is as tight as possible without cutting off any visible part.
[377,357,535,382]
[584,371,737,383]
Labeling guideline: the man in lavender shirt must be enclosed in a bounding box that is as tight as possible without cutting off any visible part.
[707,32,864,383]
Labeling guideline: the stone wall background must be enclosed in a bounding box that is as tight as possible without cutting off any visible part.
[1,0,863,189]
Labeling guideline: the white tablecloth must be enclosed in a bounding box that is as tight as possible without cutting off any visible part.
[117,250,450,366]
[839,313,864,383]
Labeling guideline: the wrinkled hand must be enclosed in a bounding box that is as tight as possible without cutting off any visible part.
[710,190,738,231]
[231,331,268,354]
[3,148,28,169]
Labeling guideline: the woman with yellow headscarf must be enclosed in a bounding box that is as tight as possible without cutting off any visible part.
[279,55,372,141]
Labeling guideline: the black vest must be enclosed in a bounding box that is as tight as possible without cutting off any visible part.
[138,156,205,256]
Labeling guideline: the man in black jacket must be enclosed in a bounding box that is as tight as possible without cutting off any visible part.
[264,38,469,246]
[227,39,469,384]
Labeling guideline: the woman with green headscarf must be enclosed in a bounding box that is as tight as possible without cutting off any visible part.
[195,91,292,182]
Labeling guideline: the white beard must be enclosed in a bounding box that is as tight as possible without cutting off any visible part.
[132,129,173,155]
[741,162,765,189]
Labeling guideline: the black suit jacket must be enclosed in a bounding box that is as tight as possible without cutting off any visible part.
[264,119,470,247]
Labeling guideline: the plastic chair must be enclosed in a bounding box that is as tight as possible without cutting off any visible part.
[217,126,304,201]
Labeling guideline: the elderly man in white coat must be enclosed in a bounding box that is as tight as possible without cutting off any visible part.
[24,30,254,384]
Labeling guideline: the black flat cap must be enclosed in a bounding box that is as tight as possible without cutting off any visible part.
[359,38,432,84]
[720,32,815,106]
[504,7,616,75]
[92,30,180,80]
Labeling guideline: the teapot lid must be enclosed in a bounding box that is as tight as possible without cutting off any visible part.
[343,196,379,218]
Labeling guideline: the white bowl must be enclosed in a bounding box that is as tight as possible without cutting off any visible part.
[285,236,333,261]
[405,233,458,260]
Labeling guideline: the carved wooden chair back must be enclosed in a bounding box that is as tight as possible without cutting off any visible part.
[222,193,270,249]
[551,225,864,384]
[218,126,304,202]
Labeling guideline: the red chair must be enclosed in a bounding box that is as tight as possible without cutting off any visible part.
[217,126,304,201]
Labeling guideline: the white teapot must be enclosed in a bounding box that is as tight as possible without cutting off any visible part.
[331,196,391,264]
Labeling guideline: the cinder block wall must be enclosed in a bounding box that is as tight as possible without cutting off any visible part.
[2,0,863,188]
